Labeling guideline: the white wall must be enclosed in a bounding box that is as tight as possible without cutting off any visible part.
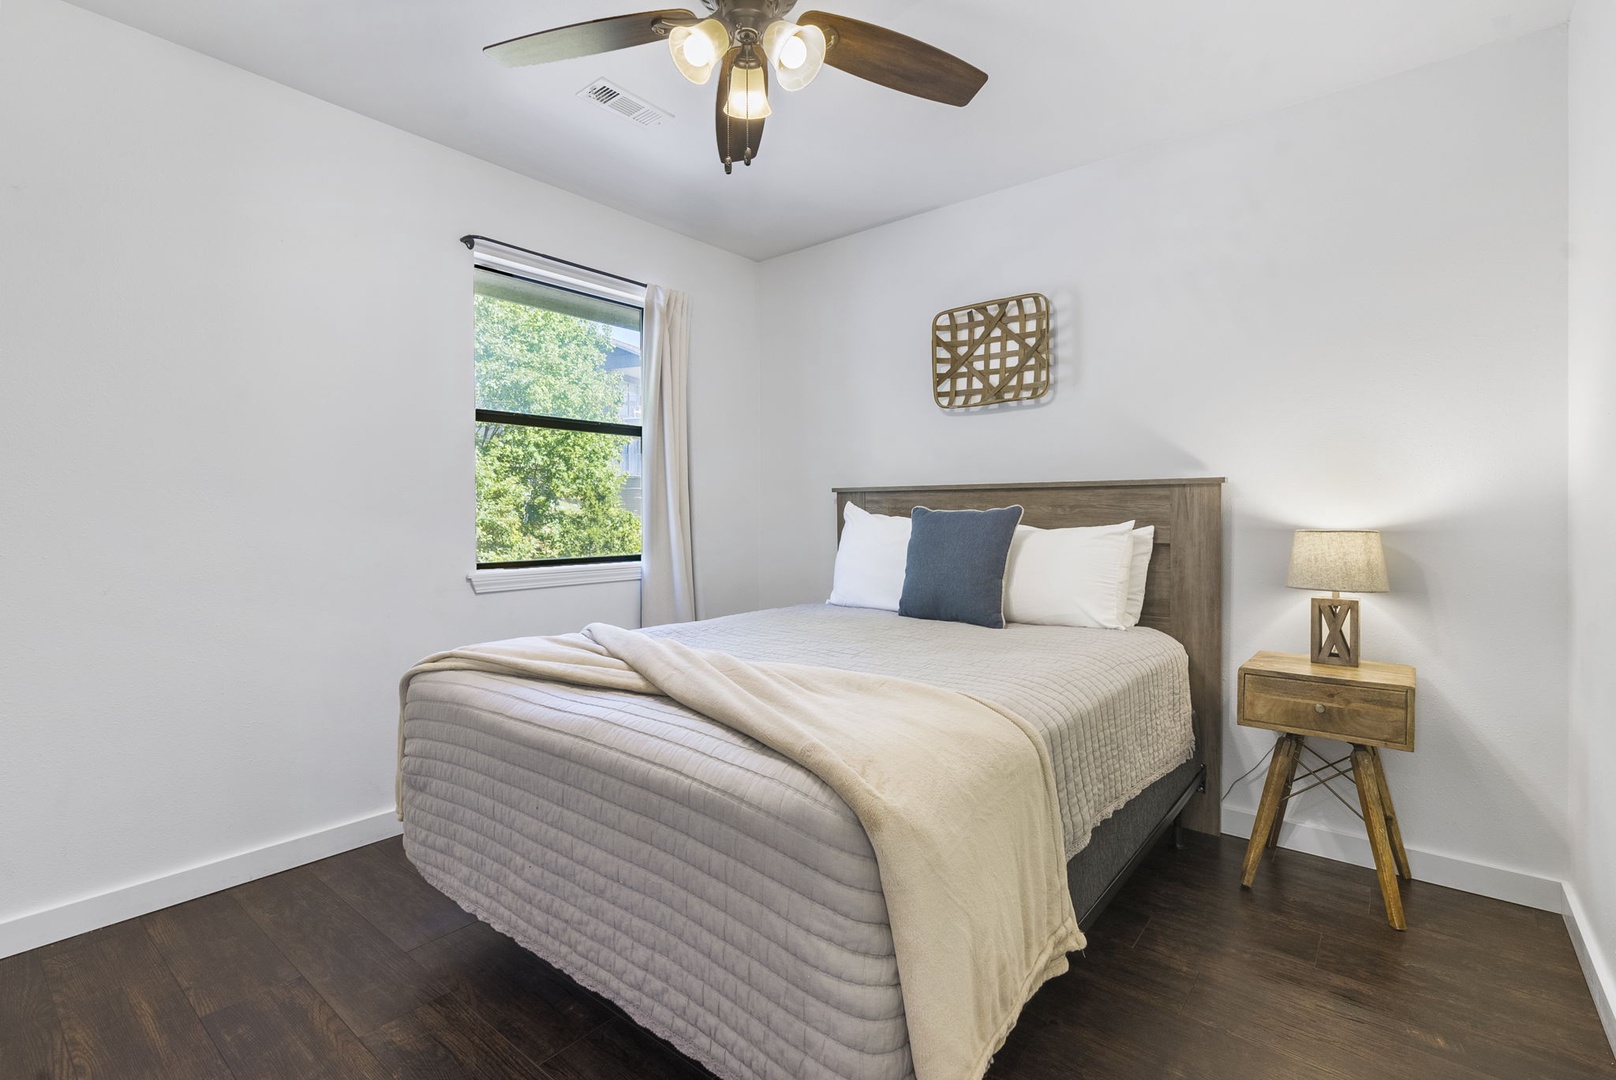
[1567,0,1616,1045]
[758,31,1570,901]
[0,0,760,952]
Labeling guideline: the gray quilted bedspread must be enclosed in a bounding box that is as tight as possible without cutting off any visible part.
[400,605,1191,1080]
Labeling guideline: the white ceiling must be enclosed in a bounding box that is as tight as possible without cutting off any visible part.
[64,0,1573,260]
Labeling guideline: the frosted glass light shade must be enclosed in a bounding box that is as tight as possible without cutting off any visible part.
[723,58,772,119]
[762,20,827,91]
[1285,530,1389,594]
[669,19,729,84]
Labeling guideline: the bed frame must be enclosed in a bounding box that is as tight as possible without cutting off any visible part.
[833,478,1225,850]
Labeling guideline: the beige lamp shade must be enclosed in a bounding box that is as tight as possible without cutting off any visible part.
[1285,530,1389,594]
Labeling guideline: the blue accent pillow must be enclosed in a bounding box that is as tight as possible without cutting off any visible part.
[898,505,1024,629]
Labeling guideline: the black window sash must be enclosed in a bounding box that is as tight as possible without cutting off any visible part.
[475,408,641,439]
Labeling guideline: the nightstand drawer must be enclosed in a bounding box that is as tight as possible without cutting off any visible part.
[1241,674,1412,748]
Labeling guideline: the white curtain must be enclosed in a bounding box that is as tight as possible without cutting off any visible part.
[640,286,696,626]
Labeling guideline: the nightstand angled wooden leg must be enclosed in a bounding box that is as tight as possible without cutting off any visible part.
[1267,760,1296,851]
[1243,735,1303,888]
[1352,745,1406,930]
[1370,747,1411,880]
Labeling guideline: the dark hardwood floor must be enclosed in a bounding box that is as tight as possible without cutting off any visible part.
[2,833,1611,1079]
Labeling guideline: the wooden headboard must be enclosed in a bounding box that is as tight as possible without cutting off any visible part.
[834,478,1225,835]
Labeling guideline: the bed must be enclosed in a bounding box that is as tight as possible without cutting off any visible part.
[399,478,1224,1080]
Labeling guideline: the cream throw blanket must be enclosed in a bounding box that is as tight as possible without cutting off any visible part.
[397,624,1084,1080]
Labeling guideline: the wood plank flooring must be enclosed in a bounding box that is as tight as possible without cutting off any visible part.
[2,833,1610,1079]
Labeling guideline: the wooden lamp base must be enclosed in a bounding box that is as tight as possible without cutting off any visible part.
[1310,595,1360,667]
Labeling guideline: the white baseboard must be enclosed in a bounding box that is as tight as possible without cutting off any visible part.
[1563,883,1616,1058]
[0,810,402,960]
[1221,806,1565,912]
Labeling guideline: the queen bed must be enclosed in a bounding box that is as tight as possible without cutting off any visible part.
[398,478,1224,1080]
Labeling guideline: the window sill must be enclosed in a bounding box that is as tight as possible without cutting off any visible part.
[467,562,642,594]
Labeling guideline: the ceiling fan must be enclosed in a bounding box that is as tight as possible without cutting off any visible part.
[484,1,988,173]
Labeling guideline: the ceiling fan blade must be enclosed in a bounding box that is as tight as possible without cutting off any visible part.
[797,11,986,107]
[485,9,697,67]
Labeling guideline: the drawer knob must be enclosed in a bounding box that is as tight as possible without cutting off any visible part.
[1314,703,1326,714]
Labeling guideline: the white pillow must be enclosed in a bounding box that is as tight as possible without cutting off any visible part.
[1121,526,1156,629]
[828,503,912,612]
[1003,520,1136,629]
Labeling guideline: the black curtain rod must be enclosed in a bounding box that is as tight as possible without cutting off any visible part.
[460,235,649,290]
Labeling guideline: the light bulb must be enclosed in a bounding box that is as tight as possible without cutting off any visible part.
[761,21,826,92]
[682,33,716,68]
[778,35,808,70]
[669,19,729,85]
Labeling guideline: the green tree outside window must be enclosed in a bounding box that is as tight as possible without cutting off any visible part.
[474,291,642,565]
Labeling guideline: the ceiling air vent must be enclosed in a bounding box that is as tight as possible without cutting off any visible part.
[577,79,671,128]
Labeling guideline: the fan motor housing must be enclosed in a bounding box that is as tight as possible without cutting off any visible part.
[702,0,800,32]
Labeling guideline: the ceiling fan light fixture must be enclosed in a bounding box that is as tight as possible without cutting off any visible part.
[762,20,826,91]
[715,45,765,172]
[483,5,988,175]
[721,46,773,120]
[668,18,729,84]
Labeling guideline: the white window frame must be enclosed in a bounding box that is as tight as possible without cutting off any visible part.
[463,236,649,594]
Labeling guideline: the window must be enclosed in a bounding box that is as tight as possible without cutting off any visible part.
[468,237,646,570]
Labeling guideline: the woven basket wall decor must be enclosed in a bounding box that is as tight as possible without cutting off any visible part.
[932,293,1051,409]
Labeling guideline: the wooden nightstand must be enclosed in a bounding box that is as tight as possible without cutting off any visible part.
[1237,650,1417,929]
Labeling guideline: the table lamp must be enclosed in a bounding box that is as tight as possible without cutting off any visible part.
[1286,530,1389,667]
